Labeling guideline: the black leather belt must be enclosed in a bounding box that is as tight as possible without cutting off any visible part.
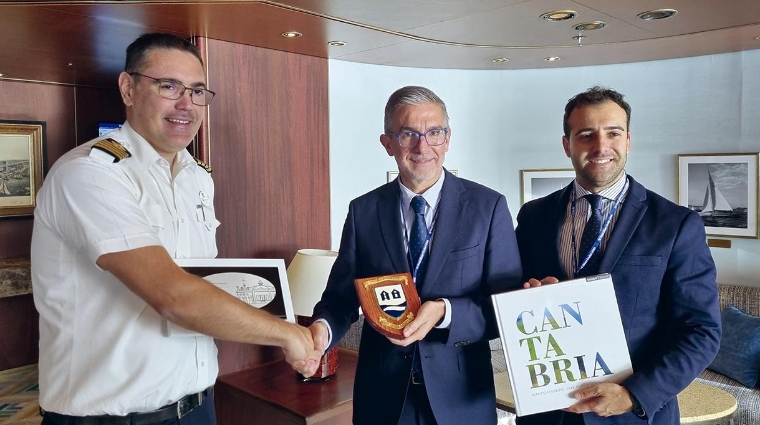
[41,387,213,425]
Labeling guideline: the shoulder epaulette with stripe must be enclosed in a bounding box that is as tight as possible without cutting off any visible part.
[195,157,212,173]
[91,138,131,163]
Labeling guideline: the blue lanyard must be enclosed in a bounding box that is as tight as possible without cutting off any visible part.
[571,179,628,277]
[401,195,439,282]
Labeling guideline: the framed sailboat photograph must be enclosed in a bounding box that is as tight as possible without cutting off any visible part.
[678,153,759,238]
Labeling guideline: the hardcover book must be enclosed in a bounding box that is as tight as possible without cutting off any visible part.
[491,274,633,416]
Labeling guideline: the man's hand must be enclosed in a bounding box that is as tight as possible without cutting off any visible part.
[523,276,560,288]
[282,323,322,377]
[310,321,329,354]
[564,383,635,417]
[389,300,445,347]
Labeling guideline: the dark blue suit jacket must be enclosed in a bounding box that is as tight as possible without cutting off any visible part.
[514,175,721,425]
[313,170,523,425]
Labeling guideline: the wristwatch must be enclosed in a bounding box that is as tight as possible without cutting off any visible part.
[631,394,647,419]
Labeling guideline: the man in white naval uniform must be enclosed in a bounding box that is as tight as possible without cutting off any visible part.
[31,33,320,425]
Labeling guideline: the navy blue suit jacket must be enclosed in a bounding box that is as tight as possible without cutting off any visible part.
[313,170,523,425]
[514,175,721,425]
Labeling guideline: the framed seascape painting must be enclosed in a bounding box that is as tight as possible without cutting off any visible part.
[520,169,575,205]
[0,120,46,217]
[678,153,759,238]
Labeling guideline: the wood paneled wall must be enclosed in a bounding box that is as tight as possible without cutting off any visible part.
[0,80,123,370]
[0,40,331,376]
[202,37,331,375]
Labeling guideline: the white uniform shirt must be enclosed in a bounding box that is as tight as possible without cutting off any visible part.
[31,122,220,416]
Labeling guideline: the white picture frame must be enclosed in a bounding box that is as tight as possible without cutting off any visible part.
[520,169,575,205]
[678,153,759,238]
[175,258,295,322]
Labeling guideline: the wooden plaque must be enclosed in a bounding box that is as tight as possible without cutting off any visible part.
[354,272,421,340]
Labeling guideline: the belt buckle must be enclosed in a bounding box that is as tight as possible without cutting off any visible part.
[177,391,203,419]
[177,399,185,420]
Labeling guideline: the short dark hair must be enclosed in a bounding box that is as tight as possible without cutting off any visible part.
[563,86,631,137]
[124,33,204,73]
[384,86,449,133]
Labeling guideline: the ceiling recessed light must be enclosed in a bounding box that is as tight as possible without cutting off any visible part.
[637,9,678,20]
[540,10,577,22]
[492,57,509,63]
[574,21,606,31]
[327,40,346,47]
[544,56,561,62]
[281,31,302,38]
[67,62,73,67]
[0,73,4,77]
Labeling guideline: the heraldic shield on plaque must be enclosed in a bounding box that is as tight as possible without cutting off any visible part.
[354,272,421,340]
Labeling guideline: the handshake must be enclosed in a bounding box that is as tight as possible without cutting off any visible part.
[282,320,331,377]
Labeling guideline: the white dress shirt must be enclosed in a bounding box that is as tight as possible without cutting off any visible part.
[560,173,629,278]
[397,172,452,329]
[31,122,220,415]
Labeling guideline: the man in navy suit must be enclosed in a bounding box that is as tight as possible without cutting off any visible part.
[308,86,523,425]
[515,86,721,425]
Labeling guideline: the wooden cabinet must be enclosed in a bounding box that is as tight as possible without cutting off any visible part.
[215,348,358,425]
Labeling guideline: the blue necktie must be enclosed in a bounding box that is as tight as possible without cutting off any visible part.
[409,195,429,284]
[577,194,603,277]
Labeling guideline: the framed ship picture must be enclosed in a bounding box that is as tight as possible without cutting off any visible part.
[166,258,295,336]
[678,153,759,238]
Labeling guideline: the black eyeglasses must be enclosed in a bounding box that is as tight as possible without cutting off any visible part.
[129,72,216,106]
[387,128,449,148]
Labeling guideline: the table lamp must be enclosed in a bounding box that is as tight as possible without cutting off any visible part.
[287,248,339,381]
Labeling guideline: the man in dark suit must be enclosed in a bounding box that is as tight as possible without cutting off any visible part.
[308,86,523,425]
[515,86,721,425]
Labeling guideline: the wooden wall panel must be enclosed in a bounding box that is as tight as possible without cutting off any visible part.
[0,80,123,370]
[202,38,331,375]
[74,86,125,145]
[0,80,76,258]
[0,295,38,370]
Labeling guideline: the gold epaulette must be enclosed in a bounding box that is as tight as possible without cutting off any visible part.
[195,157,212,173]
[91,138,131,163]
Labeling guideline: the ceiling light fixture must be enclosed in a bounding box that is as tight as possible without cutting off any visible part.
[281,31,302,38]
[492,57,509,63]
[540,10,577,22]
[755,35,760,40]
[637,9,678,20]
[327,41,347,47]
[544,56,561,62]
[572,34,588,46]
[574,21,606,31]
[0,72,4,77]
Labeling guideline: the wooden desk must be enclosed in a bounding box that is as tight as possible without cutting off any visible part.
[494,372,738,425]
[216,348,358,425]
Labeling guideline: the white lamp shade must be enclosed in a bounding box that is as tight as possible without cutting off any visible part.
[287,249,338,316]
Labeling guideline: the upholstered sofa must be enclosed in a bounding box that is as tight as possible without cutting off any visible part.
[693,283,760,425]
[340,283,760,425]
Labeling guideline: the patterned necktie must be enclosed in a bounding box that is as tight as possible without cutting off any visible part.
[577,194,603,277]
[409,195,429,283]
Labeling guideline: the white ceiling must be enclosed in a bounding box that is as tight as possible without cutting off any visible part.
[0,0,759,86]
